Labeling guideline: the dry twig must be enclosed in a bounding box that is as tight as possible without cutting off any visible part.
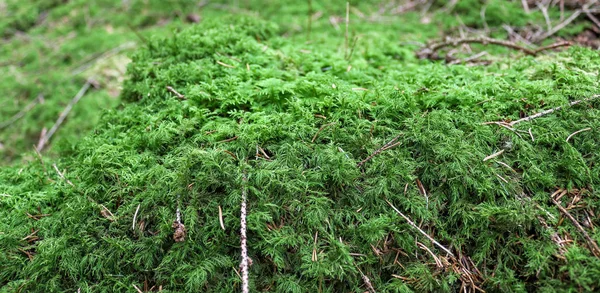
[166,86,185,99]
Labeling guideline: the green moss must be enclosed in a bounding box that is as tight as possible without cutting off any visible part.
[2,13,600,292]
[2,1,600,292]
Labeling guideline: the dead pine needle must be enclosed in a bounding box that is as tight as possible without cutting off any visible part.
[52,163,75,187]
[132,203,141,231]
[386,199,455,257]
[312,231,318,262]
[218,205,225,230]
[240,171,250,293]
[312,122,336,142]
[166,86,185,99]
[216,60,236,68]
[37,81,92,151]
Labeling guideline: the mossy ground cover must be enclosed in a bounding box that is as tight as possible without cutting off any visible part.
[2,1,600,292]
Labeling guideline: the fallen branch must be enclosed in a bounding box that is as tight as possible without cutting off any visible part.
[240,172,250,293]
[0,94,43,130]
[417,36,571,59]
[551,194,600,257]
[37,81,92,151]
[386,199,455,257]
[166,86,185,99]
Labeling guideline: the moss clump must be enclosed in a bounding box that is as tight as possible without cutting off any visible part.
[2,15,600,292]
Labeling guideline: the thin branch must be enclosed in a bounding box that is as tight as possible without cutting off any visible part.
[566,127,592,142]
[551,196,600,257]
[386,199,455,257]
[166,86,185,99]
[534,0,598,42]
[522,0,530,13]
[584,9,600,30]
[37,81,92,151]
[0,94,43,130]
[418,36,571,59]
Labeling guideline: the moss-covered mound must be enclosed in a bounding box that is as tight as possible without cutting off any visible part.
[2,16,600,292]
